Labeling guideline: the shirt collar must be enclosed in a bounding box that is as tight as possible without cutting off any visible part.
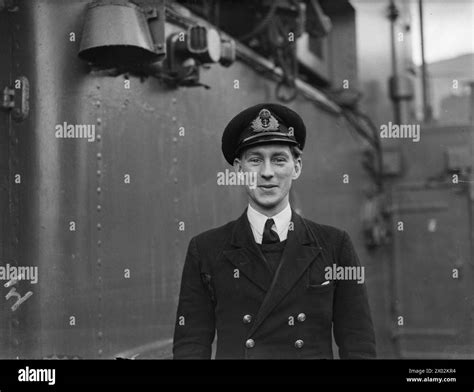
[247,202,292,242]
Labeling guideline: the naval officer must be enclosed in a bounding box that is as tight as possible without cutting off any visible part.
[173,103,376,359]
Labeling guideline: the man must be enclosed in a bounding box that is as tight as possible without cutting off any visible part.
[173,103,376,359]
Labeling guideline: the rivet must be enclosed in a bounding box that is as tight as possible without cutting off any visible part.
[172,98,177,103]
[295,339,304,349]
[97,187,101,193]
[173,158,178,163]
[174,178,178,183]
[172,137,178,142]
[97,153,102,159]
[96,134,101,141]
[97,240,102,246]
[172,116,177,122]
[97,223,102,230]
[97,205,102,211]
[98,349,103,356]
[97,118,101,124]
[97,170,101,176]
[98,331,103,338]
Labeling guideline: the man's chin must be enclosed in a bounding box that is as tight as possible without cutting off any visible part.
[251,197,281,209]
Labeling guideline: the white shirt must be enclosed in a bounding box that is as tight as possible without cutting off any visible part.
[247,203,292,244]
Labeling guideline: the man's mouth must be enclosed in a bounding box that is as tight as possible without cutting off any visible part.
[258,184,278,189]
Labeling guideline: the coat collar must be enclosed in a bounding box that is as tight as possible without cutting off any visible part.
[223,207,323,336]
[222,207,274,292]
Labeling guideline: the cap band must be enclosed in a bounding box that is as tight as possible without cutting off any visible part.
[241,131,294,144]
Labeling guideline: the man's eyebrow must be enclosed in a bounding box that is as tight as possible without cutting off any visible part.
[272,151,290,157]
[245,151,263,157]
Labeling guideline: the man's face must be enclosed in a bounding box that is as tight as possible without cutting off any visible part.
[233,144,302,213]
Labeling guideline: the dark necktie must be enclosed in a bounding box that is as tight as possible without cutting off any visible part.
[262,218,280,244]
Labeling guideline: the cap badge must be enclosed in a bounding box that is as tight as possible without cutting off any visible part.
[251,109,279,133]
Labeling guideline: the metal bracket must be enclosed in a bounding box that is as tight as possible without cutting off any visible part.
[1,76,29,121]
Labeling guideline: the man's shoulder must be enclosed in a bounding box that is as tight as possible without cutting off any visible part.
[191,218,237,245]
[300,216,347,246]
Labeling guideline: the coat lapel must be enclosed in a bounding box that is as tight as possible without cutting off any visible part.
[247,209,323,337]
[222,208,273,292]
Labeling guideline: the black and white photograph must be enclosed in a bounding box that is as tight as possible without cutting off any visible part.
[0,0,473,386]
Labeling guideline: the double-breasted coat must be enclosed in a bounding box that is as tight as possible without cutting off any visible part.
[173,208,376,359]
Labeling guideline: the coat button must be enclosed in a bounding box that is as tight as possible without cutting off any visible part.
[243,314,252,324]
[297,313,306,322]
[245,339,255,349]
[295,339,304,349]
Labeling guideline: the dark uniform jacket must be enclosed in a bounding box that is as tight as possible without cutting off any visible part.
[173,208,376,359]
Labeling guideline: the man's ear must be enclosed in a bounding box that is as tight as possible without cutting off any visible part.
[233,157,242,172]
[292,157,302,180]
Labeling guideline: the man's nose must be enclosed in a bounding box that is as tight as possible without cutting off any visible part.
[260,160,274,178]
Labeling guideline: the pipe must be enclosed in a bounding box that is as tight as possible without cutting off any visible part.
[388,0,401,125]
[418,0,432,122]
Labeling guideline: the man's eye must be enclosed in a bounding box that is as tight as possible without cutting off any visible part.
[249,158,261,163]
[274,158,287,163]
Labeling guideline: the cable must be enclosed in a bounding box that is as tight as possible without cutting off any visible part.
[268,16,299,102]
[236,2,279,42]
[340,107,384,191]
